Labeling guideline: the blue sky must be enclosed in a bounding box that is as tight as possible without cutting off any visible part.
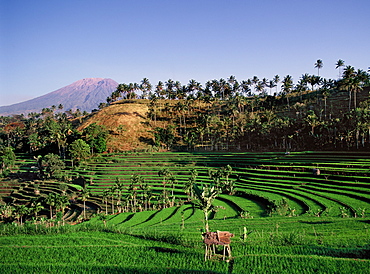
[1,0,369,106]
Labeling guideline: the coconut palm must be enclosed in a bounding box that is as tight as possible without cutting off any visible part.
[315,59,323,76]
[55,195,70,222]
[184,169,198,201]
[81,187,90,219]
[114,177,125,213]
[109,186,116,214]
[267,80,276,96]
[282,75,293,109]
[128,178,139,212]
[158,168,172,191]
[165,79,175,99]
[335,59,345,78]
[45,193,57,219]
[30,199,43,219]
[15,204,29,225]
[155,81,165,99]
[102,190,109,215]
[140,78,152,99]
[341,66,357,111]
[240,80,251,96]
[273,75,280,94]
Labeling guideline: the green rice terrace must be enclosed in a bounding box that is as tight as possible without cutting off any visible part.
[1,151,370,273]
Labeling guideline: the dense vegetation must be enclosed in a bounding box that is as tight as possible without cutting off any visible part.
[0,60,369,273]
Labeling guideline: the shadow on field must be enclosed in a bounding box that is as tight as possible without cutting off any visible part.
[299,221,333,225]
[2,266,224,274]
[309,245,370,259]
[359,220,370,224]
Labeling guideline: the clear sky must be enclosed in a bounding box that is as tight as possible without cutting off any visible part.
[1,0,369,106]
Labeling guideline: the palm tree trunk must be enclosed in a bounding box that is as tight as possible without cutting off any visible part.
[348,90,352,111]
[204,210,209,232]
[83,200,86,219]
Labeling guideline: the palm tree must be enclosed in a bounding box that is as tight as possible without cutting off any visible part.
[55,194,70,220]
[45,193,57,219]
[240,80,251,96]
[282,75,293,109]
[138,180,150,211]
[273,75,280,94]
[114,177,125,213]
[140,78,152,99]
[192,183,219,232]
[128,177,139,212]
[102,190,109,215]
[267,80,276,96]
[255,82,265,96]
[315,59,323,76]
[15,204,29,225]
[335,59,345,78]
[109,186,116,214]
[308,75,321,93]
[165,79,175,99]
[81,187,90,219]
[305,110,320,135]
[155,81,165,99]
[187,79,202,97]
[30,199,43,219]
[158,168,172,191]
[342,65,356,111]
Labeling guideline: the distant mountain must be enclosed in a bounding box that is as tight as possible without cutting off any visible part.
[0,78,118,116]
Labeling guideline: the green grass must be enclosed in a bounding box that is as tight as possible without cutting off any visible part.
[1,216,369,274]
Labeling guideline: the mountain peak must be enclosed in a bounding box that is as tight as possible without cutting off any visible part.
[0,78,119,116]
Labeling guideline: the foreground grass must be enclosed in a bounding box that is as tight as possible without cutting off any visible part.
[1,216,369,274]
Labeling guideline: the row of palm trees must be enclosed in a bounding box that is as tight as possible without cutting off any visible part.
[100,171,179,214]
[98,165,234,216]
[106,60,368,104]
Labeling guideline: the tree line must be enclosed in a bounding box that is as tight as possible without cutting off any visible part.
[103,61,369,152]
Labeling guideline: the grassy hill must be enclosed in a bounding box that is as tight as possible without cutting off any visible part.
[79,100,154,151]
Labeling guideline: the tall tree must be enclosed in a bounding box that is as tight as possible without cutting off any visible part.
[282,75,293,109]
[81,186,90,219]
[140,78,152,99]
[273,75,280,94]
[68,139,91,167]
[335,59,345,78]
[45,193,57,219]
[315,59,323,76]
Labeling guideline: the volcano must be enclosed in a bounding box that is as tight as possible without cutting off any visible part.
[0,78,118,116]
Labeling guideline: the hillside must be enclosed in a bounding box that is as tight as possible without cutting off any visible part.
[78,86,370,152]
[0,78,118,116]
[79,100,154,151]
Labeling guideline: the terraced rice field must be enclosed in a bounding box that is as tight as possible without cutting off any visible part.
[6,151,369,221]
[63,151,369,218]
[1,151,370,273]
